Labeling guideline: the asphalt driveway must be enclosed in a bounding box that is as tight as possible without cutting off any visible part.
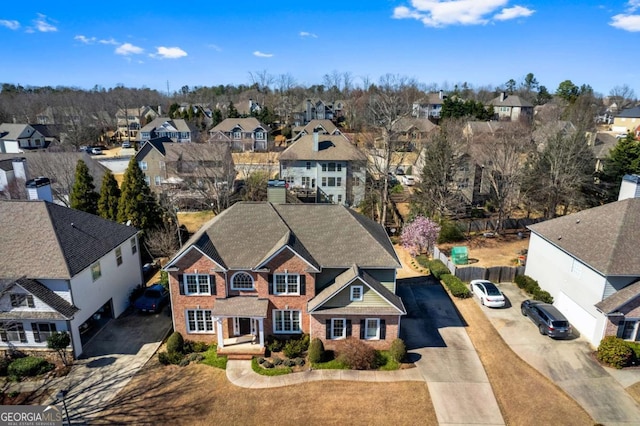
[53,306,172,423]
[476,283,640,425]
[397,277,505,425]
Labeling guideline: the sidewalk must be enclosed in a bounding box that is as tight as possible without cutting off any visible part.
[226,360,424,389]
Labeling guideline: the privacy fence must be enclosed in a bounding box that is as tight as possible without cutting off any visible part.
[461,217,542,234]
[433,246,526,283]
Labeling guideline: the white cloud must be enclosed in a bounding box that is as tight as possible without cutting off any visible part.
[207,43,222,51]
[32,13,57,32]
[152,46,188,59]
[392,0,533,27]
[494,5,535,20]
[610,13,640,31]
[300,31,318,38]
[115,42,144,56]
[75,35,96,44]
[0,20,20,30]
[99,38,118,45]
[628,0,640,12]
[253,51,273,58]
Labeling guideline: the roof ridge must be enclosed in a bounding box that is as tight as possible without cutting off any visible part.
[44,202,73,278]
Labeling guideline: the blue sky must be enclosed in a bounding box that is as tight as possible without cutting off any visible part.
[2,1,639,96]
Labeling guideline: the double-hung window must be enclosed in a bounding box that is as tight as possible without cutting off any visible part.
[32,323,57,343]
[364,318,380,340]
[274,273,300,295]
[350,285,363,301]
[91,262,102,281]
[115,247,123,266]
[186,310,214,333]
[184,274,211,295]
[139,161,148,171]
[131,237,138,255]
[0,322,27,343]
[618,320,640,341]
[10,294,34,308]
[331,318,346,339]
[273,310,301,334]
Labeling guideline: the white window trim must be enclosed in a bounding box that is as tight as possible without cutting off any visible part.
[331,318,346,340]
[620,319,640,341]
[131,237,138,255]
[231,272,255,291]
[273,273,300,295]
[139,161,148,170]
[350,285,363,302]
[364,318,380,340]
[184,274,211,295]
[273,309,302,334]
[115,247,123,267]
[91,262,102,282]
[186,309,215,334]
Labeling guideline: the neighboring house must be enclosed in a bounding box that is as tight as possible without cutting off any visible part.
[390,117,438,151]
[208,117,270,152]
[0,199,142,358]
[140,117,194,143]
[412,91,447,120]
[590,132,618,172]
[236,99,262,116]
[279,131,367,206]
[291,119,342,142]
[115,106,159,140]
[525,178,640,346]
[0,157,28,195]
[612,106,640,135]
[0,124,48,153]
[291,99,345,127]
[488,92,533,122]
[134,137,235,207]
[164,202,405,355]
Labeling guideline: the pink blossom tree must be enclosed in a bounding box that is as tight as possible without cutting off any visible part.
[401,216,441,256]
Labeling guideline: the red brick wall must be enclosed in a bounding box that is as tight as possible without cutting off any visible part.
[309,314,400,350]
[603,296,640,339]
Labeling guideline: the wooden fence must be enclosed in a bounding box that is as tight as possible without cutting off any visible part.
[461,217,542,234]
[432,246,525,283]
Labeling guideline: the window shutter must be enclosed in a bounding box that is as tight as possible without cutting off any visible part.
[299,275,306,295]
[380,319,386,340]
[0,324,6,342]
[617,322,625,338]
[19,328,27,343]
[51,323,57,332]
[32,323,41,343]
[209,275,216,295]
[346,319,352,337]
[326,319,331,340]
[178,274,184,295]
[360,319,365,339]
[268,275,274,295]
[27,295,35,308]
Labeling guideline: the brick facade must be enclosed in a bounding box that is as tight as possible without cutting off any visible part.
[309,314,399,350]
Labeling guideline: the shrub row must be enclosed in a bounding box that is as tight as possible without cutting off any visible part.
[158,331,211,367]
[441,274,472,298]
[428,259,451,280]
[514,275,553,303]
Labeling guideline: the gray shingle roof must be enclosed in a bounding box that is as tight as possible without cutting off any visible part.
[595,280,640,314]
[212,297,269,317]
[170,202,399,271]
[279,134,367,162]
[0,201,138,279]
[141,117,192,133]
[210,117,269,133]
[616,106,640,118]
[528,198,640,276]
[489,94,533,108]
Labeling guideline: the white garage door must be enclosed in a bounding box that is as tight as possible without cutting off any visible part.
[555,292,598,344]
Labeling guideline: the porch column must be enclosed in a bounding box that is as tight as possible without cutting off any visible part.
[258,318,265,347]
[216,318,224,348]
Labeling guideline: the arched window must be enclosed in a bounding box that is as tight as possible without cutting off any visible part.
[231,272,254,290]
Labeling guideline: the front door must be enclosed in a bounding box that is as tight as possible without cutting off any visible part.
[233,318,252,336]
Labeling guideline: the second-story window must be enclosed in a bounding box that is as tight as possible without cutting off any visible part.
[184,274,211,295]
[256,131,264,139]
[306,162,311,170]
[139,161,148,171]
[233,131,241,139]
[231,272,254,290]
[274,273,301,295]
[328,162,336,172]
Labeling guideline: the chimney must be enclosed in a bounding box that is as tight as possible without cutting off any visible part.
[618,174,640,200]
[439,90,444,100]
[500,92,506,102]
[26,177,53,202]
[313,130,319,152]
[158,105,162,115]
[12,157,28,181]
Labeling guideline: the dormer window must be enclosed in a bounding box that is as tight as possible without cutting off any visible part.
[350,286,363,302]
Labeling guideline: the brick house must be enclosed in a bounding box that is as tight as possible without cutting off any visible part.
[164,202,405,354]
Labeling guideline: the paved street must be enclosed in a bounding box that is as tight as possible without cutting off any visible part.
[477,283,640,425]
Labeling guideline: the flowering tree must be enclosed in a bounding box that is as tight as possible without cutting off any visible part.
[401,216,441,256]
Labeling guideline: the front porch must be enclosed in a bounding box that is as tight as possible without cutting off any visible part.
[212,297,269,358]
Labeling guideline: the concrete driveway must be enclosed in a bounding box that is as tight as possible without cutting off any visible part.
[397,277,505,425]
[53,306,172,423]
[477,283,640,425]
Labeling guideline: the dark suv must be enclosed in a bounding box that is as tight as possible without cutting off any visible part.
[521,300,572,338]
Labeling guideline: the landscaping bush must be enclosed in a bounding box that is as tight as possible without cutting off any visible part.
[272,356,283,366]
[533,288,554,304]
[283,334,309,358]
[7,356,53,378]
[184,340,209,353]
[389,338,406,363]
[441,274,471,298]
[308,338,325,364]
[188,353,204,363]
[294,357,305,366]
[158,351,184,366]
[284,359,296,367]
[262,361,274,369]
[0,357,8,376]
[336,338,377,370]
[257,357,265,364]
[178,357,191,367]
[597,336,633,369]
[267,337,283,353]
[515,275,554,304]
[627,341,640,362]
[514,275,527,289]
[428,259,451,280]
[437,220,465,244]
[166,331,185,354]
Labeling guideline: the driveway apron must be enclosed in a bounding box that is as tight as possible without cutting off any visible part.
[398,277,505,425]
[481,284,640,425]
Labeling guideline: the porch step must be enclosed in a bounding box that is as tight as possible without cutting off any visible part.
[226,353,256,360]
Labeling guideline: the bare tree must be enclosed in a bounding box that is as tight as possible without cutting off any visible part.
[146,220,180,258]
[367,74,421,225]
[609,84,636,111]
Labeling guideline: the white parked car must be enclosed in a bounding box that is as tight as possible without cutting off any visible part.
[470,279,506,308]
[402,175,416,186]
[90,147,102,155]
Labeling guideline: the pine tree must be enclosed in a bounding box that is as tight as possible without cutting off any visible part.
[97,170,121,221]
[70,160,99,214]
[117,158,162,230]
